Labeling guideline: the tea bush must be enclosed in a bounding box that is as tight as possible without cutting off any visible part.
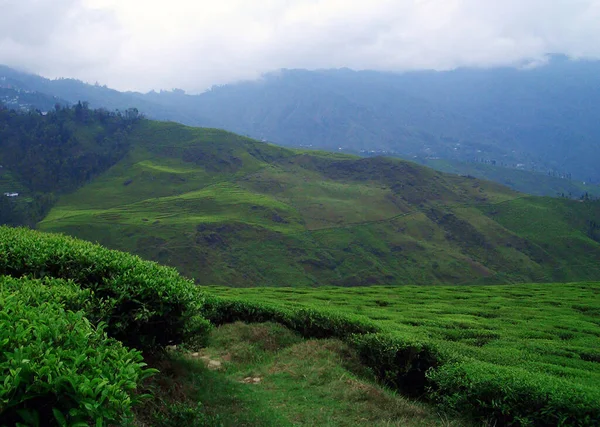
[2,226,597,425]
[201,297,447,397]
[0,226,211,349]
[428,360,600,426]
[204,289,600,426]
[202,296,380,338]
[0,276,154,426]
[348,332,450,396]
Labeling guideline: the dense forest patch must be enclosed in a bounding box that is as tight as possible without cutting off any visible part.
[0,102,141,226]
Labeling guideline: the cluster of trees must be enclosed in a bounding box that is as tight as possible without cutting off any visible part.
[587,219,600,242]
[0,193,56,227]
[0,102,143,225]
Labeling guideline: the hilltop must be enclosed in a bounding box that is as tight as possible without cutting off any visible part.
[0,113,589,286]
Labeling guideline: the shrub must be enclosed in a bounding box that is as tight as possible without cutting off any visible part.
[150,402,221,427]
[0,226,211,349]
[202,297,446,395]
[201,296,380,338]
[348,332,448,396]
[0,276,154,426]
[427,360,600,427]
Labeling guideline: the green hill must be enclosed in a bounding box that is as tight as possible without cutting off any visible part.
[32,118,600,286]
[6,60,600,197]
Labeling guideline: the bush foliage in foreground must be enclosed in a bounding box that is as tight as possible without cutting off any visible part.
[1,226,597,426]
[0,276,153,426]
[0,226,211,349]
[0,227,212,424]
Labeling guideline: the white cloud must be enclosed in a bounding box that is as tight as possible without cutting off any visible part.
[1,0,600,92]
[0,0,123,75]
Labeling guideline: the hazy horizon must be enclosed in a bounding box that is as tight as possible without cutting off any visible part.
[2,0,600,92]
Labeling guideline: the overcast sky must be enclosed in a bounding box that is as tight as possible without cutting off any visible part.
[1,0,599,92]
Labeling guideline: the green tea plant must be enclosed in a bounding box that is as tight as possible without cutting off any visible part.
[202,296,380,338]
[428,360,600,426]
[0,276,154,426]
[206,285,600,426]
[201,297,447,396]
[0,226,211,349]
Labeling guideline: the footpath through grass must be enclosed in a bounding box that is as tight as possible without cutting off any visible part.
[136,322,469,427]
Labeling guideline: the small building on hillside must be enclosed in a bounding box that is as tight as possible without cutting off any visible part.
[4,192,19,197]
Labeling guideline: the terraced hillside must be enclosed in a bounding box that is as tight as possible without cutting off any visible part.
[37,119,600,286]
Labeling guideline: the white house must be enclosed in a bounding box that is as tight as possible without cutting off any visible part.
[4,192,18,197]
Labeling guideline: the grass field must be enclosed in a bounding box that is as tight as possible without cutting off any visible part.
[208,283,600,394]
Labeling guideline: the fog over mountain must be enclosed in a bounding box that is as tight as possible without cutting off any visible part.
[2,0,600,92]
[2,1,600,188]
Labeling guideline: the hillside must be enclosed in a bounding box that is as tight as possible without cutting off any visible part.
[0,86,67,112]
[31,118,600,286]
[165,57,600,183]
[3,59,600,198]
[0,103,142,226]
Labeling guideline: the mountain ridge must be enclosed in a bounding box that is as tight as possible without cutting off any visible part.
[3,59,600,197]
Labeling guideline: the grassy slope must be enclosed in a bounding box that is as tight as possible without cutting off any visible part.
[208,283,600,398]
[39,120,600,286]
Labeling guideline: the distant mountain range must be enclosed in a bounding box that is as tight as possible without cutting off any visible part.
[2,55,600,192]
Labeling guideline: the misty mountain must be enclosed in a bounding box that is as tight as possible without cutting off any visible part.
[169,57,600,183]
[0,65,204,125]
[2,56,600,184]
